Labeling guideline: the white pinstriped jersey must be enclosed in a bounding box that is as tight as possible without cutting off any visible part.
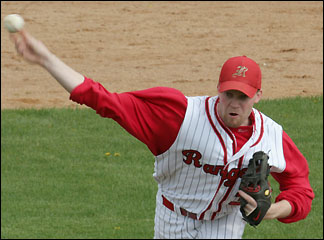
[153,95,286,221]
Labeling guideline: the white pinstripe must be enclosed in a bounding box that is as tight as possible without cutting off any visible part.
[153,96,287,238]
[154,191,246,239]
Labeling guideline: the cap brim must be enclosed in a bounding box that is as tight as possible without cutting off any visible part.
[218,81,257,98]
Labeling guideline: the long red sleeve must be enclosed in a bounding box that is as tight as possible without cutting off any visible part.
[69,77,187,156]
[271,131,314,223]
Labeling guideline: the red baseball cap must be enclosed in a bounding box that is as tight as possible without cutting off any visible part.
[217,56,261,98]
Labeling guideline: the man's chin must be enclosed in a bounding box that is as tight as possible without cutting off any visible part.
[224,119,242,128]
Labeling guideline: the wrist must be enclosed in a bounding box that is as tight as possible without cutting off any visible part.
[41,51,55,68]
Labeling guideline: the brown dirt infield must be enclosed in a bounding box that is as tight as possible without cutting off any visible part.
[1,1,323,109]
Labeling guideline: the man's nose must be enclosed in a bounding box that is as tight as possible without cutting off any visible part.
[230,98,241,108]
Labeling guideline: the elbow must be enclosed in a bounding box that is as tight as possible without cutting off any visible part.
[276,189,314,223]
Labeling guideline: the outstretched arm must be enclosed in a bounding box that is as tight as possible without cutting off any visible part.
[10,30,84,93]
[11,30,188,156]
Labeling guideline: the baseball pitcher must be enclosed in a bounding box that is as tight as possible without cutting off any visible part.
[10,30,314,239]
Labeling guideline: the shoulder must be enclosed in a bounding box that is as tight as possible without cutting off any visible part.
[254,108,283,130]
[126,86,185,99]
[186,95,212,106]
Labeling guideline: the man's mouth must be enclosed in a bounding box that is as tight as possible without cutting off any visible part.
[229,113,238,116]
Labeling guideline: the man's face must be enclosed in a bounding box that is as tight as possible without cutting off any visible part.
[217,90,262,128]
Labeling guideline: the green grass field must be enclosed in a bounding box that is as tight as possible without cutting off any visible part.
[1,95,323,239]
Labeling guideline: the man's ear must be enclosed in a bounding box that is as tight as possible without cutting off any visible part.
[254,89,262,104]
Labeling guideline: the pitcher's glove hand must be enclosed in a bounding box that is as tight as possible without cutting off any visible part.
[239,151,272,227]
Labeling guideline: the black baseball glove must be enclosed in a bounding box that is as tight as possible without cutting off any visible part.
[239,151,272,227]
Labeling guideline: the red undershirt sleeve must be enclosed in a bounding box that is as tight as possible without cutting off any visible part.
[69,77,187,156]
[271,131,314,223]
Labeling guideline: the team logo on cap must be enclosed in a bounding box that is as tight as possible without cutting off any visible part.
[232,66,248,77]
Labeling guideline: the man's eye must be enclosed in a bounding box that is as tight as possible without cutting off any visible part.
[226,92,233,98]
[239,95,248,100]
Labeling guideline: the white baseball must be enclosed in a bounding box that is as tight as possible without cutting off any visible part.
[4,14,25,33]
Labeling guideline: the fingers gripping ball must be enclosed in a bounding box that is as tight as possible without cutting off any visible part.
[239,151,272,227]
